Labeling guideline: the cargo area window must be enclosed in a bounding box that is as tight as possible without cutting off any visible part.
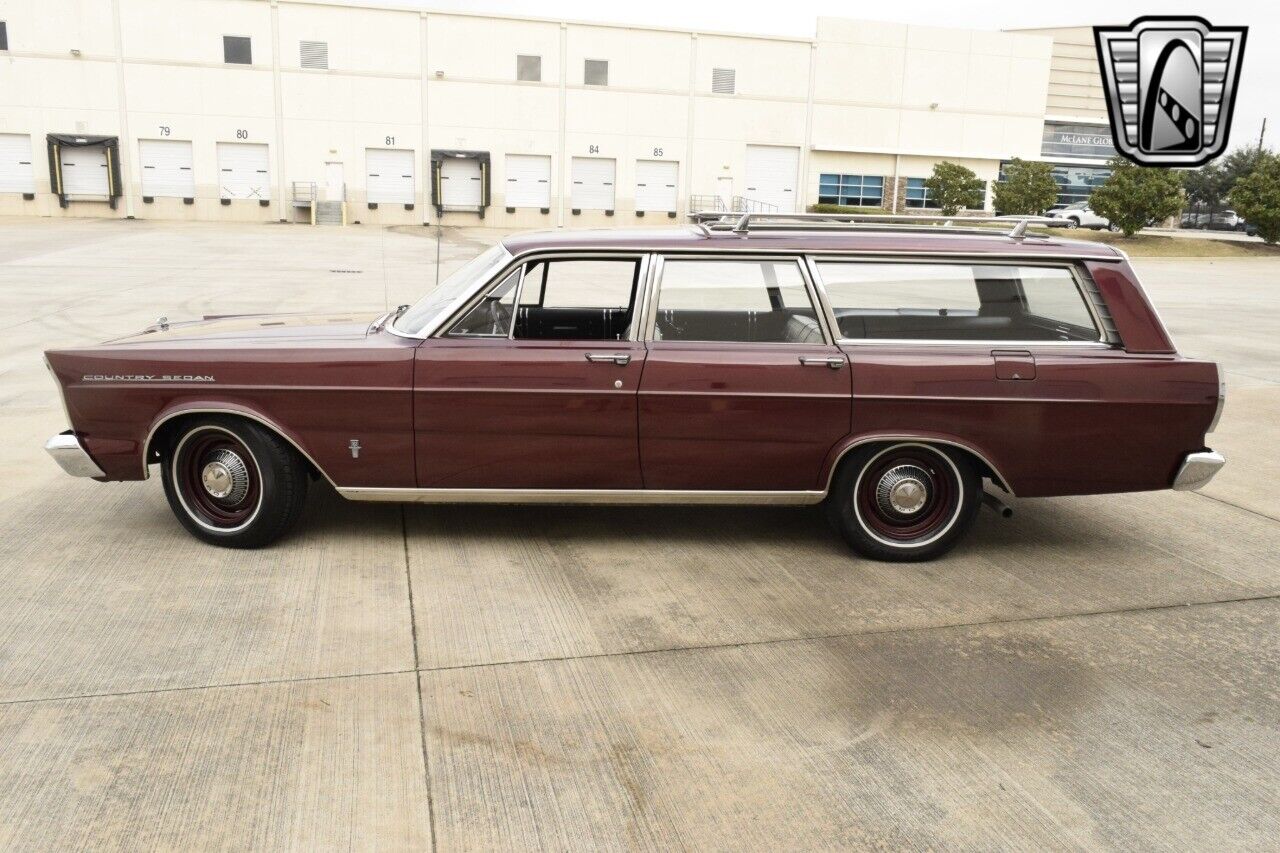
[816,262,1100,342]
[653,259,824,344]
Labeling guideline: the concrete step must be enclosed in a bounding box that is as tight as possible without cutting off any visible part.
[314,201,344,225]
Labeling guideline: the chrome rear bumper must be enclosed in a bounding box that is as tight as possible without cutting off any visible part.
[1172,450,1225,491]
[45,431,106,478]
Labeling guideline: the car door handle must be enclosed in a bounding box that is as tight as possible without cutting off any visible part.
[585,352,632,366]
[798,355,846,370]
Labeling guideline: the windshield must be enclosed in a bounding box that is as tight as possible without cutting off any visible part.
[393,243,513,335]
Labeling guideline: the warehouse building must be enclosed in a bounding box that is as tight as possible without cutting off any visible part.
[0,1,1114,227]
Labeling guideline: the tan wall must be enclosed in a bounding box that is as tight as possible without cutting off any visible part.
[0,0,1058,226]
[1006,26,1108,121]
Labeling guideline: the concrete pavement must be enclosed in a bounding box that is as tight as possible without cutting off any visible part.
[0,217,1276,850]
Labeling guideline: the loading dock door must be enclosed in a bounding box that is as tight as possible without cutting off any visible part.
[366,148,415,204]
[60,146,110,197]
[216,142,270,200]
[440,157,482,208]
[744,145,799,212]
[0,134,35,194]
[634,160,678,212]
[571,157,615,210]
[504,154,551,208]
[138,139,195,198]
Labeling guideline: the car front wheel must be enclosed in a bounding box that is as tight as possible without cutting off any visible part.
[826,442,981,562]
[161,416,308,548]
[1064,217,1079,229]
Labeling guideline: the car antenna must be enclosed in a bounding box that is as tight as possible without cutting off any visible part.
[434,219,443,289]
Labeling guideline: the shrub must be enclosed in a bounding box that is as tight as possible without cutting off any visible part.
[992,158,1058,215]
[923,162,986,216]
[1230,150,1280,244]
[807,204,887,214]
[1088,156,1183,236]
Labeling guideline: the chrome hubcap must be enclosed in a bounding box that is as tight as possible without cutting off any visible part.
[876,465,929,516]
[200,450,249,503]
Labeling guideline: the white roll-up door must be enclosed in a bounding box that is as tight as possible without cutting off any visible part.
[366,148,415,204]
[504,154,551,208]
[571,157,615,210]
[139,139,195,199]
[634,160,678,212]
[0,134,35,194]
[216,142,270,200]
[60,146,110,197]
[440,157,482,208]
[744,145,799,212]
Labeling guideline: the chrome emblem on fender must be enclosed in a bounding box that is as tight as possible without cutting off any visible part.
[1095,17,1247,167]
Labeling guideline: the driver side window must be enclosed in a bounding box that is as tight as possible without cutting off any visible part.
[448,269,520,337]
[448,257,643,341]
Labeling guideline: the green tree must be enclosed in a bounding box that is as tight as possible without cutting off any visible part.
[1088,156,1183,236]
[992,158,1059,215]
[923,161,986,216]
[1221,147,1266,188]
[1182,162,1229,214]
[1230,150,1280,244]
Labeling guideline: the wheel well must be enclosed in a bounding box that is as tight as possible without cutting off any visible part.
[829,439,1009,494]
[146,412,321,481]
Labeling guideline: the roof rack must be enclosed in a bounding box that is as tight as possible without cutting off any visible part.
[691,212,1068,240]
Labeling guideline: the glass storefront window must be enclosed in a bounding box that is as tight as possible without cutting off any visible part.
[998,162,1113,208]
[904,177,940,209]
[818,173,884,207]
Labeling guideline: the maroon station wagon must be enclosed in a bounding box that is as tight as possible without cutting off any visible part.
[44,214,1225,561]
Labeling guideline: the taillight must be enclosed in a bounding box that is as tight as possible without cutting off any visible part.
[1207,362,1226,433]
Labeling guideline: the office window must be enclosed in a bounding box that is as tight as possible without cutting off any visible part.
[584,59,608,86]
[223,35,252,65]
[517,54,541,82]
[0,22,8,51]
[904,177,940,209]
[300,41,328,69]
[817,174,884,207]
[711,67,735,94]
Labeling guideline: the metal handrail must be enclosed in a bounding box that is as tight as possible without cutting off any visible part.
[717,212,1068,239]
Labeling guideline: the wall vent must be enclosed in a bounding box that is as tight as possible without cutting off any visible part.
[300,41,328,70]
[712,68,735,94]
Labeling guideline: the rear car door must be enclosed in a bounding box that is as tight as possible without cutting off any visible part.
[814,258,1204,496]
[638,256,851,491]
[414,254,648,489]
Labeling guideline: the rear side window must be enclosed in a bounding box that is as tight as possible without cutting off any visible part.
[654,259,824,344]
[817,262,1099,342]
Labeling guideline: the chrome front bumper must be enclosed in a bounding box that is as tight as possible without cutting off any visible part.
[45,431,106,478]
[1172,450,1225,491]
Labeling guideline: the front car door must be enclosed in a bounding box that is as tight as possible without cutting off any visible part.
[414,254,648,489]
[637,255,852,492]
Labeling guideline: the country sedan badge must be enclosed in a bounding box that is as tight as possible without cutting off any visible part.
[1095,17,1247,167]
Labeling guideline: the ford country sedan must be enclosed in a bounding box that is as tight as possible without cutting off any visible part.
[44,214,1225,561]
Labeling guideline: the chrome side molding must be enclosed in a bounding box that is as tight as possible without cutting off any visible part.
[45,431,106,478]
[1172,450,1225,491]
[338,487,825,506]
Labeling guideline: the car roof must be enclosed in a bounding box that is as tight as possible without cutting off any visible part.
[500,226,1124,261]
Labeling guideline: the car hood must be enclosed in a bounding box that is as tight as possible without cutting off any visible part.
[103,312,379,347]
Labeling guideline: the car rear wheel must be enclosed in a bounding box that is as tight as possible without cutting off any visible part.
[161,416,308,548]
[825,442,981,562]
